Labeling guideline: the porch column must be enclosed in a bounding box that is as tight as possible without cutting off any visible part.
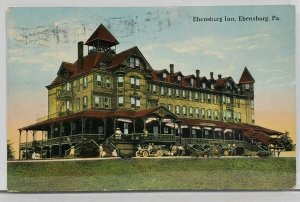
[212,127,215,141]
[233,130,236,144]
[50,124,54,139]
[133,119,136,140]
[18,130,21,160]
[173,121,176,136]
[32,130,36,142]
[70,121,73,136]
[178,123,182,144]
[103,118,107,136]
[89,119,93,134]
[59,122,63,157]
[189,126,192,141]
[25,130,28,159]
[113,118,117,132]
[159,119,162,135]
[49,146,52,158]
[223,130,226,142]
[143,118,146,131]
[81,117,87,138]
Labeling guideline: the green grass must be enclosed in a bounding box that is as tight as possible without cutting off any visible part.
[7,157,296,192]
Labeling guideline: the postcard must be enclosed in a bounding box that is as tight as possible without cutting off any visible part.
[6,6,296,192]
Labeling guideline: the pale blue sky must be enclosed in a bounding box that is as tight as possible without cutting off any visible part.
[6,6,295,140]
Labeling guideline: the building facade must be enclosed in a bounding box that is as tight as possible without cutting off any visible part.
[18,24,282,158]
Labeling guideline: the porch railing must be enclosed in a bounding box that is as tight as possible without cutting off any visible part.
[20,134,105,148]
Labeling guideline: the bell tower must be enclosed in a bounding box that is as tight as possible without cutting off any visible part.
[85,24,119,54]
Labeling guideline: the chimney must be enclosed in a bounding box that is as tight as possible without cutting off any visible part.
[210,72,214,80]
[170,64,174,82]
[78,41,84,70]
[218,74,222,79]
[196,70,200,87]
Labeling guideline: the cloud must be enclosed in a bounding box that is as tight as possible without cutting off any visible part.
[168,37,216,53]
[203,50,225,60]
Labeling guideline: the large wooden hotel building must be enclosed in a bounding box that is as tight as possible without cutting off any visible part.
[19,24,283,158]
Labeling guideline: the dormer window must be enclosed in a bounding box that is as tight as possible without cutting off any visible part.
[202,83,206,88]
[177,75,181,81]
[130,57,140,68]
[211,84,214,89]
[190,78,194,86]
[66,82,71,91]
[163,73,167,78]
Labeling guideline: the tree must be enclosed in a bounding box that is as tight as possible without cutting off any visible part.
[7,140,15,160]
[278,132,295,151]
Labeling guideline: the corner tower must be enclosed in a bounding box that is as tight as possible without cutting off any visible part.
[239,67,255,98]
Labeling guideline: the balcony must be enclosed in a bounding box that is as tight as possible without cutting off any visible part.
[57,90,72,101]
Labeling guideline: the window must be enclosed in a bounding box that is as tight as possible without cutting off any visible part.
[211,84,214,89]
[130,57,140,68]
[195,108,200,118]
[214,110,218,120]
[189,91,192,101]
[152,84,157,93]
[131,77,140,89]
[118,96,124,107]
[153,126,159,135]
[227,110,232,120]
[237,113,241,122]
[190,78,194,86]
[83,76,88,88]
[164,127,168,134]
[106,77,111,88]
[251,100,254,109]
[207,94,211,103]
[66,100,70,110]
[76,80,80,91]
[176,105,180,115]
[96,74,102,86]
[94,95,100,107]
[201,108,205,118]
[208,109,212,119]
[214,95,218,104]
[202,83,206,88]
[182,106,186,115]
[163,73,167,78]
[222,95,226,104]
[195,92,198,100]
[227,96,231,104]
[182,90,186,98]
[76,98,80,111]
[83,96,87,109]
[168,88,172,96]
[117,76,124,88]
[131,97,140,108]
[104,97,111,109]
[200,93,204,102]
[245,83,250,90]
[161,87,165,95]
[175,89,179,97]
[223,110,226,120]
[189,107,193,117]
[167,104,172,112]
[66,82,71,91]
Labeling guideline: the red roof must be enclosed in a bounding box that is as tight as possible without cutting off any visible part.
[215,77,230,87]
[50,52,106,86]
[239,67,255,84]
[85,24,119,46]
[106,47,136,69]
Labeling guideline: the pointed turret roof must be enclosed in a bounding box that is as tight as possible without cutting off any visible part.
[239,67,255,84]
[85,24,119,46]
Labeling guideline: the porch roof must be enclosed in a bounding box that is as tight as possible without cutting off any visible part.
[19,106,177,131]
